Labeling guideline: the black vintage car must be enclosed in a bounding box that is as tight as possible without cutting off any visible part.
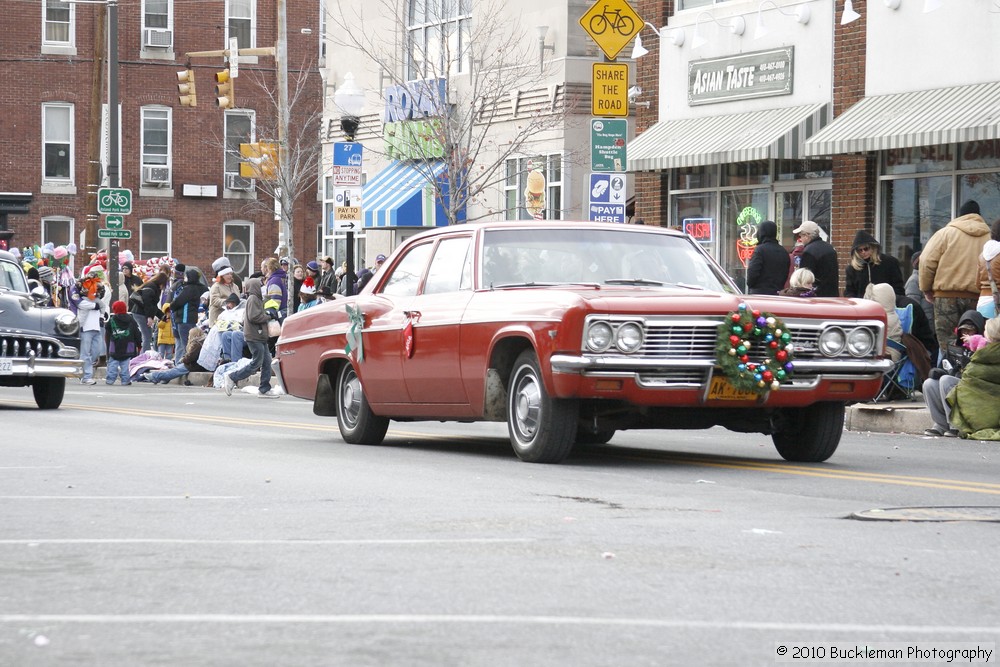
[0,249,83,408]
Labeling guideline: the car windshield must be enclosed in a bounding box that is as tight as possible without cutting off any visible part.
[481,228,736,292]
[0,258,29,293]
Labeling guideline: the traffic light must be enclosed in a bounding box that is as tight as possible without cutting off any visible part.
[176,69,197,107]
[215,69,235,109]
[239,142,279,180]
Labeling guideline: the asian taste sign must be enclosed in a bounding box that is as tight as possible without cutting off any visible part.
[592,63,629,117]
[688,47,794,106]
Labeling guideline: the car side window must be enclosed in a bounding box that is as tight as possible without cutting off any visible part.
[379,242,434,298]
[423,236,472,295]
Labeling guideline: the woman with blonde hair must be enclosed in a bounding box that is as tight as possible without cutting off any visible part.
[844,230,904,298]
[779,267,816,298]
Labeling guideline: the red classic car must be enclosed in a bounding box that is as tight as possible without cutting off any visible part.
[275,222,891,463]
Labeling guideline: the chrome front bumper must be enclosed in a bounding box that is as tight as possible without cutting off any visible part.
[550,354,894,376]
[0,355,84,380]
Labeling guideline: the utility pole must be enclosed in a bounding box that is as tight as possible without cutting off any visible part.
[107,0,120,299]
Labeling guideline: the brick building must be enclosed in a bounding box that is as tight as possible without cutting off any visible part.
[631,0,1000,294]
[0,0,324,278]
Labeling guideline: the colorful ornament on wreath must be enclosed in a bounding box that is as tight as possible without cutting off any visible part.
[716,302,795,395]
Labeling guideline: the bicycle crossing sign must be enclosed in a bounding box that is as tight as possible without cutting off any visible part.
[97,187,132,215]
[579,0,643,60]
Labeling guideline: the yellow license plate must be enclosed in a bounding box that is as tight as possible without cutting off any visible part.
[707,375,759,401]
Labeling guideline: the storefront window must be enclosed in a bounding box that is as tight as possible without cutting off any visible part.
[721,189,769,290]
[721,161,770,187]
[881,176,951,279]
[882,145,954,175]
[672,192,716,255]
[959,140,1000,170]
[775,159,832,181]
[670,165,718,190]
[959,172,1000,222]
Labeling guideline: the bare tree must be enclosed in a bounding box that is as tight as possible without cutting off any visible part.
[326,0,575,225]
[210,60,323,308]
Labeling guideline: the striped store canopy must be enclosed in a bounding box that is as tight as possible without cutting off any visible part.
[627,103,830,172]
[362,161,448,228]
[804,82,1000,156]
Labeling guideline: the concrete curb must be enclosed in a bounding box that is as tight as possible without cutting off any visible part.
[846,401,929,436]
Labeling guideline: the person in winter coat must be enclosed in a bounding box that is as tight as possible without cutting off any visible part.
[844,230,904,298]
[170,267,204,365]
[863,283,903,361]
[975,218,1000,318]
[905,251,934,330]
[223,277,278,398]
[209,266,240,325]
[156,305,176,360]
[76,276,108,385]
[104,300,143,385]
[746,220,790,295]
[260,257,288,316]
[793,220,839,297]
[919,200,991,355]
[129,272,168,352]
[944,317,1000,440]
[317,256,338,299]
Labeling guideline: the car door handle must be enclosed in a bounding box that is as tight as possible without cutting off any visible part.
[404,311,421,322]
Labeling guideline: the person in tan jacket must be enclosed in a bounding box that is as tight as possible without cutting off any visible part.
[918,200,990,355]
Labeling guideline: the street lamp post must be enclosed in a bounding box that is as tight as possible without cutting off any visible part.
[333,73,364,297]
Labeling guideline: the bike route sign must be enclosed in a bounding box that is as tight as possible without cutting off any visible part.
[579,0,643,60]
[97,188,132,215]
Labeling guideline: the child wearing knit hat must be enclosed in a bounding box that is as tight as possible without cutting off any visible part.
[105,301,143,385]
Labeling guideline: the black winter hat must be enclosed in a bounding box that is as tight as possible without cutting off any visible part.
[959,200,981,217]
[850,230,880,251]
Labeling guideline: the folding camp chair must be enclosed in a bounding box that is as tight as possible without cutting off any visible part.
[873,304,923,402]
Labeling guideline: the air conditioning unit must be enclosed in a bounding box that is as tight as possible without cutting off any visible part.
[142,166,171,185]
[143,28,173,48]
[226,173,255,192]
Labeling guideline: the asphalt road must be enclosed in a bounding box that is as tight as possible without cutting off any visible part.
[1,383,998,666]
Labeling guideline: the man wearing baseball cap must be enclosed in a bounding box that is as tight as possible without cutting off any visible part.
[792,220,839,297]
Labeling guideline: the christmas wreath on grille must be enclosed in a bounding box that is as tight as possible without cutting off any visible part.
[715,302,795,395]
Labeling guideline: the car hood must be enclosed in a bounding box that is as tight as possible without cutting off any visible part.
[488,286,887,321]
[0,291,70,331]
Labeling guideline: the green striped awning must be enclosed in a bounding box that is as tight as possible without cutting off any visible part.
[627,103,830,172]
[803,82,1000,156]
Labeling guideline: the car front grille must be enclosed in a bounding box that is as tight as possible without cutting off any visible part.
[637,319,826,361]
[0,334,62,359]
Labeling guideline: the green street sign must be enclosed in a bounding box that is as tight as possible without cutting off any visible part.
[97,229,132,240]
[105,215,124,229]
[591,118,627,172]
[97,187,132,215]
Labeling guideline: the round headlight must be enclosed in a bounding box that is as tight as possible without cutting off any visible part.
[586,321,613,352]
[615,322,644,353]
[818,327,846,356]
[846,327,875,357]
[55,312,80,336]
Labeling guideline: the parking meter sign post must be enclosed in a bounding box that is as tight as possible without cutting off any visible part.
[97,188,132,215]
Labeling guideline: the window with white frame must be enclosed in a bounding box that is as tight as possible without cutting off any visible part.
[142,0,173,47]
[42,217,73,252]
[224,221,253,277]
[43,0,73,46]
[140,107,171,185]
[406,0,471,80]
[503,154,563,220]
[139,219,171,260]
[43,103,73,182]
[319,0,327,62]
[227,0,255,49]
[224,110,255,190]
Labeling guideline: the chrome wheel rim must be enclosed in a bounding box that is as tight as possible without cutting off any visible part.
[512,370,541,442]
[341,369,362,427]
